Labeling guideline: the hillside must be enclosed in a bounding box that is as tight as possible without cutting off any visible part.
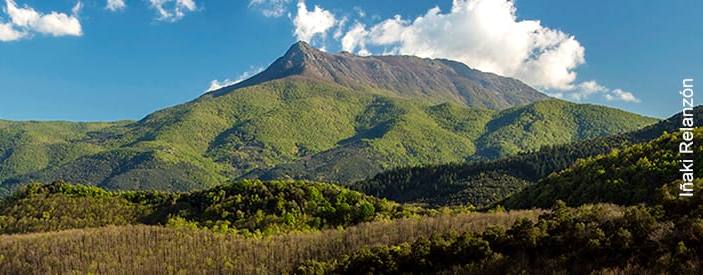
[0,180,422,235]
[504,127,703,209]
[0,120,131,196]
[357,106,700,207]
[0,43,656,194]
[245,99,656,183]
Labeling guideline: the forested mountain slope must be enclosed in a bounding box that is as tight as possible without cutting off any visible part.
[504,127,702,208]
[357,107,699,207]
[245,99,656,183]
[0,43,656,194]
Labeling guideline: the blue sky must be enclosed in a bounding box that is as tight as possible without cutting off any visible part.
[0,0,700,121]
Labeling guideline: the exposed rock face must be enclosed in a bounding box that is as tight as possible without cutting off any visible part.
[205,41,548,110]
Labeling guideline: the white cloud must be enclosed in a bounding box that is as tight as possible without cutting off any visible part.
[106,0,126,11]
[335,0,639,103]
[293,0,336,43]
[353,6,366,18]
[342,22,369,55]
[249,0,290,18]
[2,0,82,39]
[332,16,348,39]
[563,80,639,103]
[341,0,583,91]
[206,66,265,92]
[72,1,83,15]
[0,22,24,41]
[569,80,607,101]
[606,89,640,103]
[149,0,197,22]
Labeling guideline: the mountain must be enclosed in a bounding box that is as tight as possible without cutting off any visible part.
[355,106,701,207]
[205,41,548,110]
[0,42,656,194]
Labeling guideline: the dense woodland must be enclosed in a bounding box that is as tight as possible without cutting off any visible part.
[505,128,703,208]
[302,201,702,274]
[357,107,702,207]
[0,180,435,235]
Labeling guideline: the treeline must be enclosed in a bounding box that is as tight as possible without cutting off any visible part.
[0,180,429,235]
[301,200,702,274]
[356,107,702,207]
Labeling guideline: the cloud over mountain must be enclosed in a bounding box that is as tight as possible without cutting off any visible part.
[342,0,583,91]
[292,0,336,45]
[286,0,639,103]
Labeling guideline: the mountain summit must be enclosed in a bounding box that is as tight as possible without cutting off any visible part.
[205,41,548,110]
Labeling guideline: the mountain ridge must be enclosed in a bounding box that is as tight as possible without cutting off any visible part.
[203,41,548,110]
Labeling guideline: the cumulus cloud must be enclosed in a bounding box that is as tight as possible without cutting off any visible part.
[556,80,640,103]
[0,0,83,41]
[206,66,265,92]
[336,0,639,103]
[568,81,608,101]
[149,0,197,22]
[342,0,582,90]
[606,89,639,103]
[249,0,290,18]
[0,22,24,41]
[332,15,348,40]
[106,0,126,11]
[342,22,369,56]
[293,0,336,43]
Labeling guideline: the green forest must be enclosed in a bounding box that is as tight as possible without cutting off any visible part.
[356,107,701,207]
[0,180,429,235]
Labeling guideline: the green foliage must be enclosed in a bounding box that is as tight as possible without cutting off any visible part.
[356,109,695,208]
[0,180,419,235]
[505,128,703,208]
[308,203,703,274]
[0,182,150,234]
[0,120,126,183]
[249,98,656,184]
[164,179,414,234]
[475,100,656,158]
